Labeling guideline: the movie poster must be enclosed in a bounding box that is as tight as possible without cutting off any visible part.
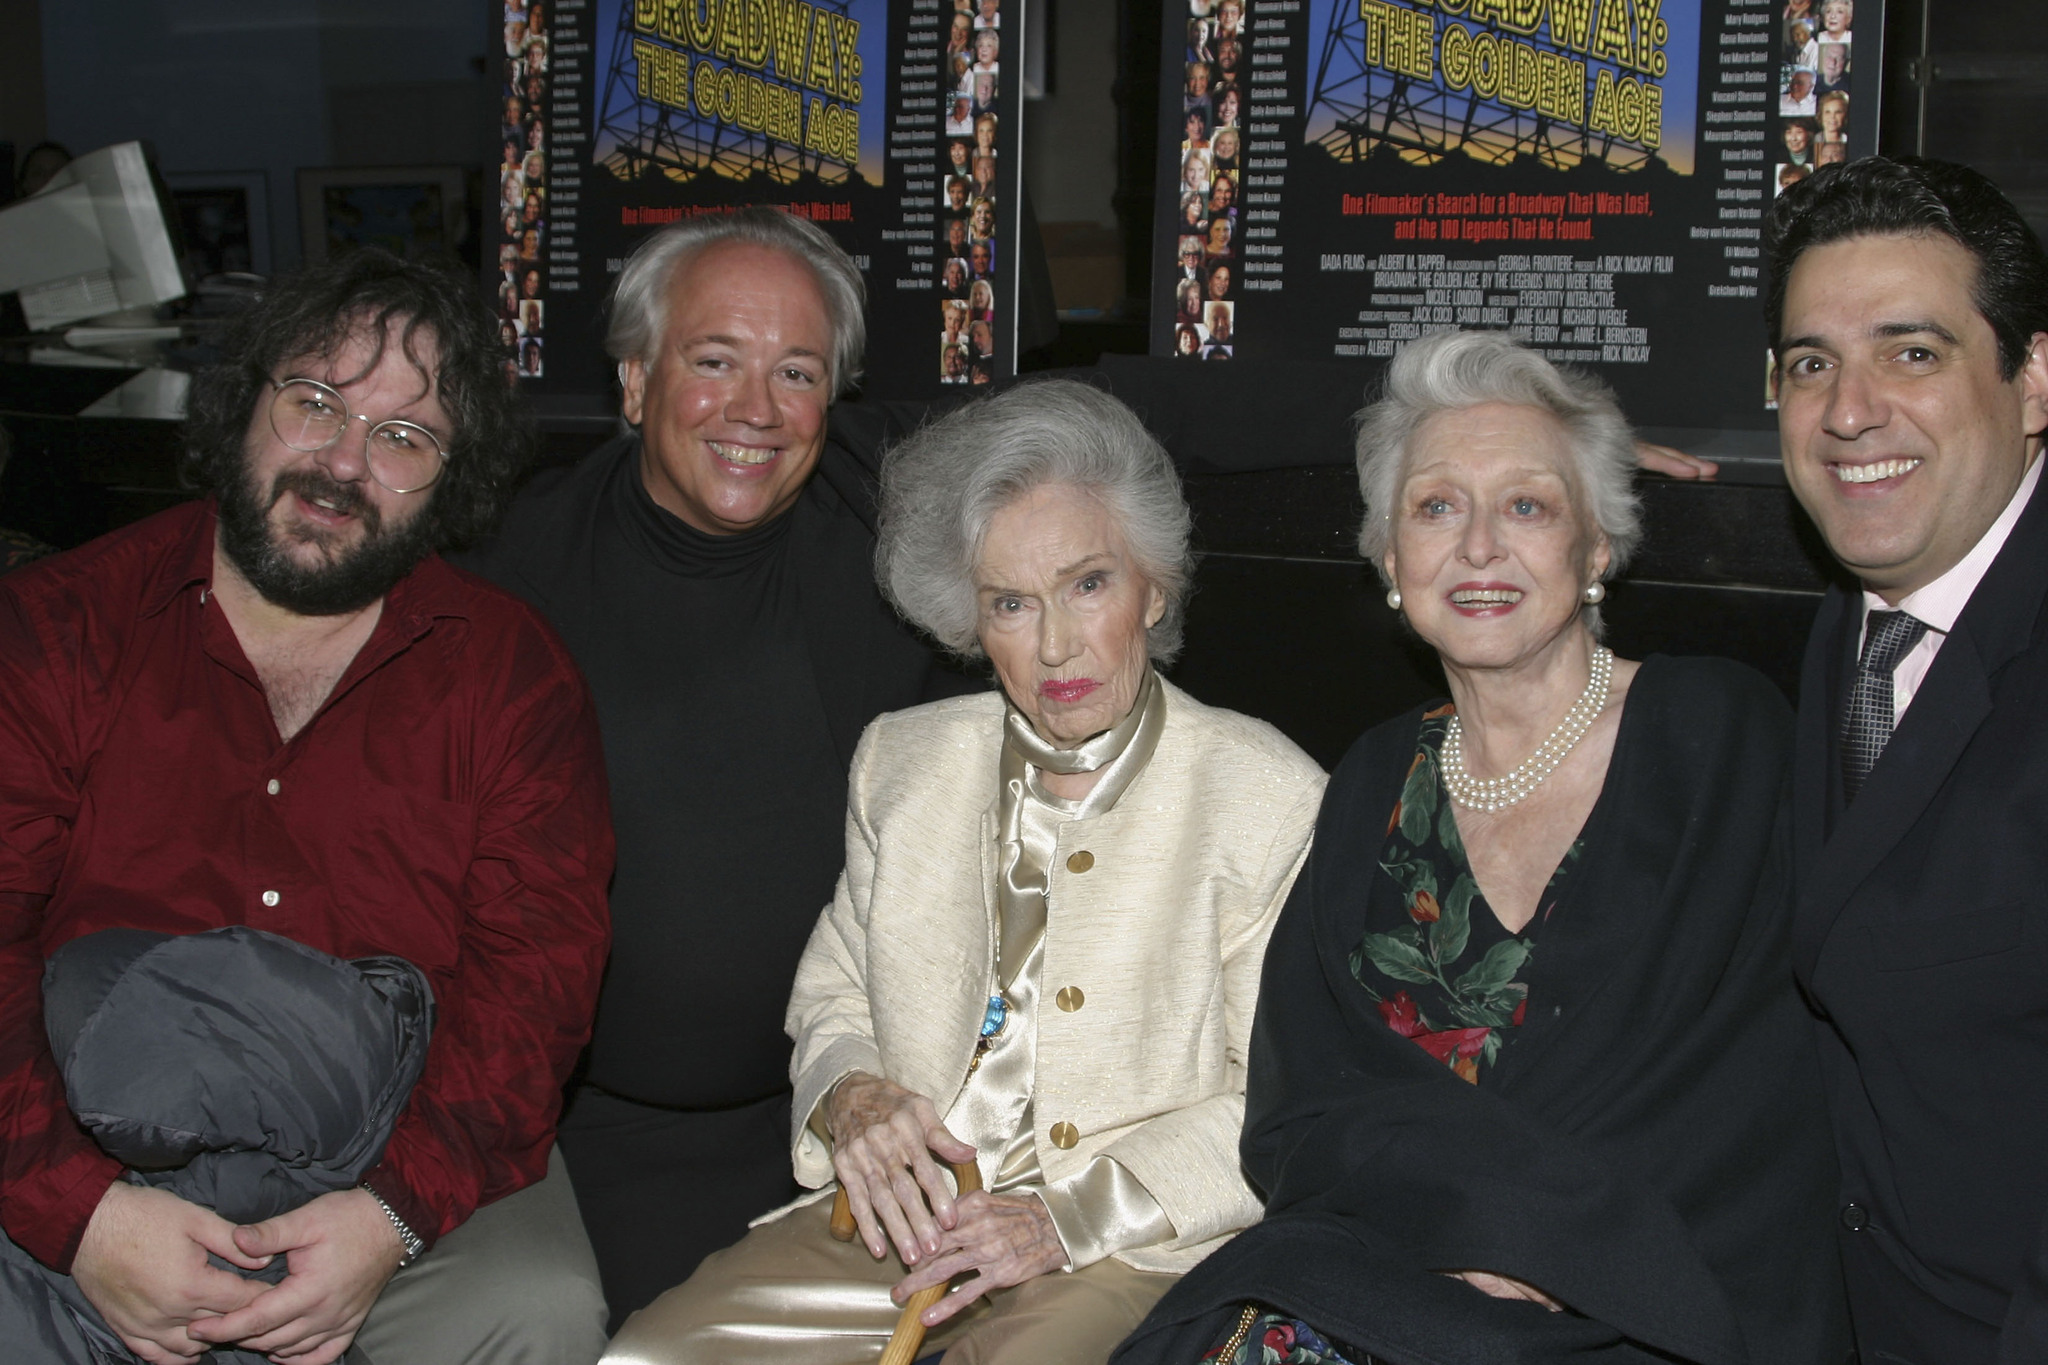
[485,0,1026,402]
[1152,0,1880,429]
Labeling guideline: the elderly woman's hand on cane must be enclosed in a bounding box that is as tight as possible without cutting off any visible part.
[892,1191,1067,1328]
[827,1073,1067,1327]
[827,1072,978,1265]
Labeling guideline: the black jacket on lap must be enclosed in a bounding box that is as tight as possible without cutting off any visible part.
[1115,656,1848,1365]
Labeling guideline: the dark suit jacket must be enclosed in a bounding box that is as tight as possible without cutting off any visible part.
[1793,469,2048,1363]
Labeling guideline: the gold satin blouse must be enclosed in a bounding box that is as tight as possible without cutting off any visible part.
[944,672,1175,1269]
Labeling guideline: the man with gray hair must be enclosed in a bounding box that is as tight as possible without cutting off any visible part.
[458,207,963,1327]
[1815,39,1850,95]
[1781,66,1818,117]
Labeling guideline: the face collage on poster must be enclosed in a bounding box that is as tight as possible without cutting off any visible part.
[1776,0,1854,197]
[1767,0,1855,402]
[938,0,1004,385]
[496,1,550,381]
[1173,0,1244,361]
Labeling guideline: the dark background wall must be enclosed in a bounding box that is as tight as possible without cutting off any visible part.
[0,1,1130,278]
[4,2,2042,321]
[7,1,495,271]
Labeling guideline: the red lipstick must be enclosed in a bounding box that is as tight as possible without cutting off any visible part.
[1039,678,1099,703]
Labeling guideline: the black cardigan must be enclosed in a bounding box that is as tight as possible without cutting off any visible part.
[1115,656,1848,1365]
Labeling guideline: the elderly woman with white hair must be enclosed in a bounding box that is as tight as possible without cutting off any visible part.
[605,379,1325,1364]
[1113,332,1847,1365]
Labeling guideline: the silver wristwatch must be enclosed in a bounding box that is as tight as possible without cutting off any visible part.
[360,1181,425,1267]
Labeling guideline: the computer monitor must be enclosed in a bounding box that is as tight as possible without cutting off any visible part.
[0,142,187,331]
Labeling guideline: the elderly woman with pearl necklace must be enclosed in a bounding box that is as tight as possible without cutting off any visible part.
[1113,331,1847,1365]
[1372,333,1634,968]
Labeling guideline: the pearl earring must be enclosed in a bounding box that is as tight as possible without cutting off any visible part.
[1583,582,1606,604]
[1386,588,1403,611]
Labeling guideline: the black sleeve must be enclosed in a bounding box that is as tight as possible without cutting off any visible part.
[815,398,952,531]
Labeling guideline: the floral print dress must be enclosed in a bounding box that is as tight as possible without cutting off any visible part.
[1350,705,1581,1084]
[1199,1307,1368,1364]
[1194,708,1588,1364]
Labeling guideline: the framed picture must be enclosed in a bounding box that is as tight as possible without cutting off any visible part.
[165,170,271,279]
[296,166,466,265]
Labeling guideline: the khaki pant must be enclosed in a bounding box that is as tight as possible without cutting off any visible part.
[355,1145,609,1365]
[603,1198,1177,1365]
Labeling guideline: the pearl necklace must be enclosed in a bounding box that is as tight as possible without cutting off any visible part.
[1440,647,1614,813]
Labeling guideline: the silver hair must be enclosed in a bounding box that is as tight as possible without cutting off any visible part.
[604,206,866,397]
[1355,330,1641,626]
[876,379,1195,663]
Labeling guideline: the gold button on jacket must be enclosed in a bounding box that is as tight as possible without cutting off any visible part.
[1049,1121,1079,1149]
[1056,986,1085,1012]
[1066,850,1095,873]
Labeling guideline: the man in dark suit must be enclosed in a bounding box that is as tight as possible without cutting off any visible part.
[1767,157,2048,1362]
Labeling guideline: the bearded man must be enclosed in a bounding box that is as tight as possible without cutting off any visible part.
[0,249,613,1365]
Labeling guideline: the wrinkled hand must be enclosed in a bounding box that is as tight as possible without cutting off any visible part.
[891,1191,1068,1328]
[826,1071,978,1266]
[1442,1269,1564,1311]
[184,1187,403,1365]
[1634,441,1719,480]
[73,1181,273,1364]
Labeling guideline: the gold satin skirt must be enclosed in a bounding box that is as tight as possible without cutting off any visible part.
[601,1199,1176,1365]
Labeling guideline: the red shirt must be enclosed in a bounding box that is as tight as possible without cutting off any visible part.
[0,501,613,1270]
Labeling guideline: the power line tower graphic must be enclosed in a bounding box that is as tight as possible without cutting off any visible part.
[1305,7,1654,173]
[595,0,861,187]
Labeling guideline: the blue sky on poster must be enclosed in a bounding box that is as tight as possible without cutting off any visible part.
[593,0,889,187]
[1301,0,1700,177]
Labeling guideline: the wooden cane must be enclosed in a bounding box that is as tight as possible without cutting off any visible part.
[829,1160,984,1365]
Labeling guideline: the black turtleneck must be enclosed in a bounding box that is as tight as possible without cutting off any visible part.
[582,449,844,1103]
[457,432,957,1108]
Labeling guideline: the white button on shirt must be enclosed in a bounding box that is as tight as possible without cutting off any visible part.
[261,890,280,907]
[1859,454,2043,724]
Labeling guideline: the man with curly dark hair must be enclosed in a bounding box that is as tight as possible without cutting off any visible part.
[177,247,536,574]
[0,249,614,1364]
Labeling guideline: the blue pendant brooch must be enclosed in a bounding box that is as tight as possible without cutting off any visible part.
[969,993,1009,1073]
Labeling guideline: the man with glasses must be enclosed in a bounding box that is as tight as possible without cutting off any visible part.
[0,250,613,1364]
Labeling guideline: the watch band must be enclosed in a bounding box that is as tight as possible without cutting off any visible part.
[360,1181,425,1267]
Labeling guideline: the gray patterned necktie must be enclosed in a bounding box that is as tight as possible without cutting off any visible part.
[1840,609,1929,803]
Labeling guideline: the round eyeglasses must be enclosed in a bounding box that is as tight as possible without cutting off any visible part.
[267,377,451,495]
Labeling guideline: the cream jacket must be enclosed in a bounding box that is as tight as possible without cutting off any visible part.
[782,680,1325,1274]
